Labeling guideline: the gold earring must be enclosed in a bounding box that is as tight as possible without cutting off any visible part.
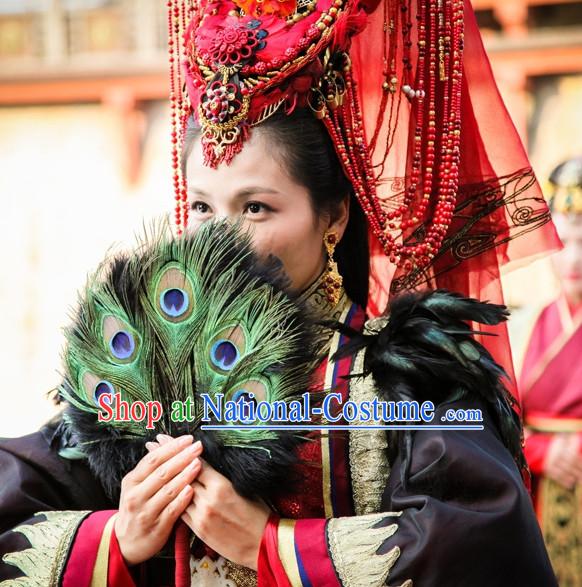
[323,230,343,306]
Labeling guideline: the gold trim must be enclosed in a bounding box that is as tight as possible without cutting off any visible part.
[224,560,258,587]
[277,519,302,587]
[320,298,353,518]
[2,511,90,587]
[327,513,403,587]
[296,271,349,356]
[538,477,582,586]
[90,514,117,587]
[348,340,391,516]
[525,415,582,433]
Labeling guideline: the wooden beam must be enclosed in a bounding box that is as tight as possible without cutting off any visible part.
[487,44,582,76]
[0,74,168,105]
[472,0,581,9]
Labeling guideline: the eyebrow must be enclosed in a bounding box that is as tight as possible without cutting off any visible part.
[188,187,281,198]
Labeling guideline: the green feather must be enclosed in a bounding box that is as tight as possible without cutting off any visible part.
[59,219,321,446]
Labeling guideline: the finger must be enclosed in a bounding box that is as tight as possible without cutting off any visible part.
[131,435,195,484]
[136,441,203,500]
[181,508,195,533]
[553,462,574,479]
[145,441,160,452]
[158,484,195,528]
[147,458,202,517]
[552,469,576,489]
[568,458,582,479]
[157,434,173,445]
[194,459,224,489]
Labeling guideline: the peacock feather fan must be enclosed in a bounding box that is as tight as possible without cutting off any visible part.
[58,220,324,503]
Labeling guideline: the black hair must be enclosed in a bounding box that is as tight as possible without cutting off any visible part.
[182,108,369,308]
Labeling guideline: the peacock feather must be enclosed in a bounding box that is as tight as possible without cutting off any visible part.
[58,220,324,502]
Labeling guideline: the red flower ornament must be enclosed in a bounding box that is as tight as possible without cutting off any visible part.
[209,24,260,65]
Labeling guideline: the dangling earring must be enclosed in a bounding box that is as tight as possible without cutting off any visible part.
[323,230,343,306]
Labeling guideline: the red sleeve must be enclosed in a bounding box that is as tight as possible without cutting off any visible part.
[523,433,553,476]
[108,523,139,586]
[62,510,136,587]
[257,515,292,587]
[257,515,341,587]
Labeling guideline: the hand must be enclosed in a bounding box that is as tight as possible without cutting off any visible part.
[543,433,582,489]
[182,461,271,570]
[115,434,203,565]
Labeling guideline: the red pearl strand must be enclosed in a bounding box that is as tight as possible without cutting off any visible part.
[321,0,465,275]
[168,0,198,235]
[169,0,466,280]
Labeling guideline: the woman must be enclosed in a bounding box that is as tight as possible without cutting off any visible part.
[518,156,582,586]
[0,0,561,584]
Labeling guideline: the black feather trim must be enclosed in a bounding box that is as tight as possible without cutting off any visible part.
[333,289,526,484]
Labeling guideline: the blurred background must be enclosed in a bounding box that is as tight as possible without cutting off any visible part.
[1,0,582,436]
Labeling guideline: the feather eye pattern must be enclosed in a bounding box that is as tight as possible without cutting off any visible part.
[59,220,323,502]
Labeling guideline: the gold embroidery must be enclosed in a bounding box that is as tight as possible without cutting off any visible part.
[348,319,391,516]
[224,560,257,587]
[188,556,257,587]
[327,512,402,587]
[539,477,582,587]
[190,555,236,585]
[2,510,89,587]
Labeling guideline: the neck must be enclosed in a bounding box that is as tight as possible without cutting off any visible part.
[298,268,345,308]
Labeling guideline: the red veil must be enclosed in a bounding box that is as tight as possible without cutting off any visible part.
[170,0,561,398]
[351,0,560,393]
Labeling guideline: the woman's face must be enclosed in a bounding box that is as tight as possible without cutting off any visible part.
[185,130,349,293]
[552,212,582,303]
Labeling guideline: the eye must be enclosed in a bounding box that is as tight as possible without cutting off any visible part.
[93,381,115,406]
[102,316,139,363]
[244,202,270,215]
[210,339,240,371]
[154,265,195,323]
[191,201,212,215]
[160,288,190,317]
[110,330,135,360]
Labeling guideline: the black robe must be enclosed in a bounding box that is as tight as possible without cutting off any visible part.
[0,402,557,586]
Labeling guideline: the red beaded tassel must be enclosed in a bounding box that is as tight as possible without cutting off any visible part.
[168,0,196,236]
[324,0,465,279]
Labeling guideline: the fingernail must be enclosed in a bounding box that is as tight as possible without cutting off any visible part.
[188,457,200,469]
[193,440,202,450]
[156,434,172,444]
[178,434,194,446]
[145,442,156,452]
[185,443,200,454]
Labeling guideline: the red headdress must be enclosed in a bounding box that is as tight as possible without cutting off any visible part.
[167,0,561,392]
